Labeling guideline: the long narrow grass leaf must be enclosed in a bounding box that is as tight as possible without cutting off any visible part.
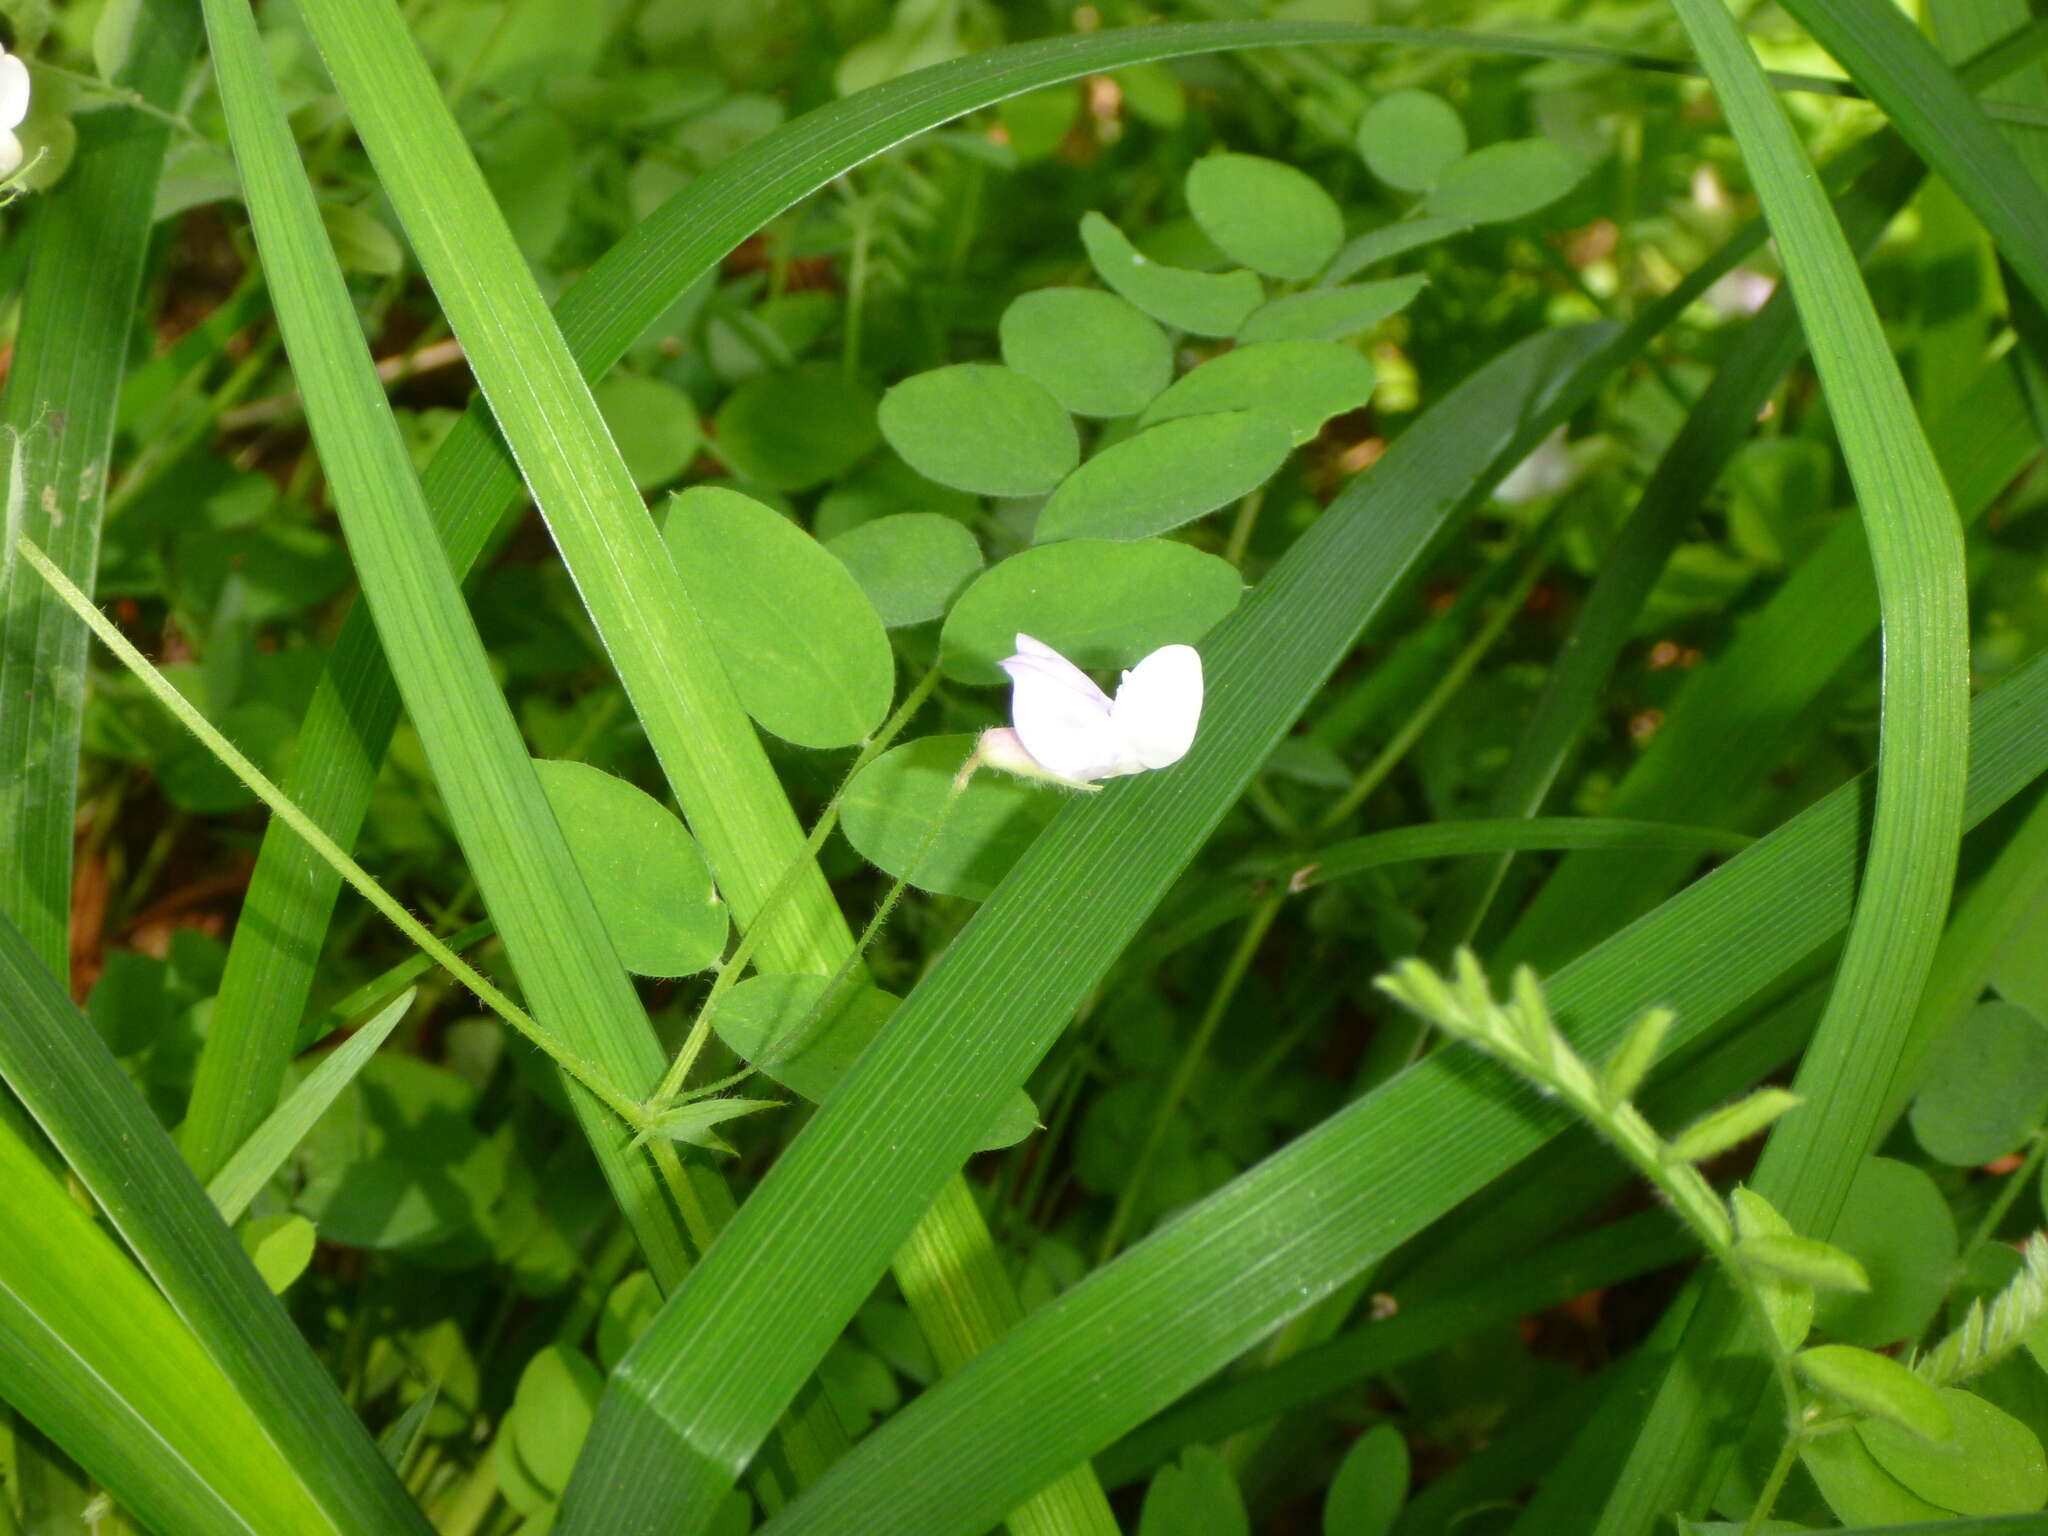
[0,1113,337,1536]
[0,0,197,972]
[205,990,415,1224]
[1153,819,1755,949]
[0,913,424,1532]
[192,0,692,1283]
[1574,0,1976,1523]
[1777,0,2048,313]
[1095,1209,1694,1486]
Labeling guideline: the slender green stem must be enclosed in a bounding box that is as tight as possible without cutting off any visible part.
[1742,1432,1803,1536]
[1223,487,1265,568]
[755,751,984,1069]
[1543,1060,1805,1453]
[30,62,207,139]
[647,1138,719,1254]
[1960,1129,2048,1266]
[1097,893,1284,1264]
[1382,955,1808,1503]
[646,664,943,1111]
[18,536,647,1131]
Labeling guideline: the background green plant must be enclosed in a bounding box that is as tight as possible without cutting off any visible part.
[5,0,2048,1532]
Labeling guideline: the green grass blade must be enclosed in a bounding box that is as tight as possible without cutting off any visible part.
[205,989,415,1225]
[750,648,2048,1536]
[1778,0,2048,312]
[0,1116,339,1536]
[1300,818,1752,885]
[192,0,691,1284]
[1574,0,1977,1521]
[1094,1209,1693,1487]
[556,319,1626,1534]
[1504,354,2036,972]
[0,0,197,973]
[0,915,423,1532]
[1931,0,2048,190]
[291,0,855,975]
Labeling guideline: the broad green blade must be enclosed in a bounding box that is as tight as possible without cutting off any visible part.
[0,916,422,1533]
[750,650,2048,1536]
[1579,0,1976,1524]
[1778,0,2048,312]
[0,1115,338,1536]
[291,0,854,977]
[1930,0,2048,191]
[1301,818,1750,883]
[0,0,196,972]
[206,990,415,1224]
[1095,1209,1693,1486]
[557,320,1627,1535]
[191,0,691,1287]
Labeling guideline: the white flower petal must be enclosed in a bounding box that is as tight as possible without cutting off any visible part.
[0,130,21,179]
[992,632,1204,787]
[0,55,30,134]
[1110,644,1203,770]
[999,632,1143,786]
